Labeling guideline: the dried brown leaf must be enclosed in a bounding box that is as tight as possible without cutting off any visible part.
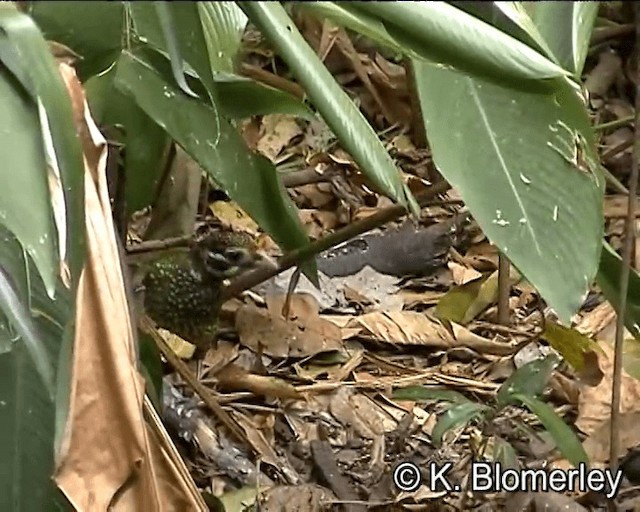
[53,64,205,511]
[236,294,343,357]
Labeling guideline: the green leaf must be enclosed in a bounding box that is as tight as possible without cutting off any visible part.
[466,2,559,65]
[432,402,490,446]
[114,51,312,261]
[28,0,123,79]
[393,385,470,404]
[241,1,418,215]
[214,73,314,120]
[414,61,603,323]
[0,5,85,292]
[347,2,568,84]
[198,2,247,73]
[130,2,216,103]
[0,341,59,509]
[529,2,599,76]
[0,227,75,511]
[85,67,169,214]
[153,2,199,99]
[0,266,54,394]
[0,62,57,298]
[496,354,560,408]
[511,393,588,466]
[597,241,640,340]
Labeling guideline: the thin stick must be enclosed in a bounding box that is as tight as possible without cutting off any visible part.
[610,4,640,473]
[497,253,510,325]
[139,315,250,449]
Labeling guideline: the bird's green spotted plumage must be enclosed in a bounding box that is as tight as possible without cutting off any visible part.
[142,231,258,349]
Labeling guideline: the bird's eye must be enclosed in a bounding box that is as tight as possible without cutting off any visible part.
[204,250,228,270]
[224,247,241,261]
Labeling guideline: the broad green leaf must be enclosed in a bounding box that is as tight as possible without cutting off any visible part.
[28,0,123,80]
[198,2,247,73]
[0,6,85,292]
[432,402,490,446]
[393,386,470,404]
[496,354,560,408]
[125,54,313,121]
[0,228,75,511]
[240,2,418,215]
[0,341,59,510]
[511,393,588,466]
[214,73,313,120]
[114,51,312,261]
[490,3,558,63]
[0,266,54,394]
[529,2,599,76]
[597,241,640,340]
[348,2,568,84]
[85,67,169,214]
[414,61,603,323]
[153,2,199,99]
[130,2,217,103]
[0,63,57,299]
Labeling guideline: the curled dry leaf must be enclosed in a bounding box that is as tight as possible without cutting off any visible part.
[575,301,616,338]
[239,413,301,484]
[448,261,482,286]
[53,64,205,510]
[217,363,302,400]
[578,343,640,462]
[351,311,515,355]
[256,114,302,162]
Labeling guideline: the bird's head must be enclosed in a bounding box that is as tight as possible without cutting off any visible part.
[193,231,263,280]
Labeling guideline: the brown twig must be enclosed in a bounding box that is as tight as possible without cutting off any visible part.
[497,253,511,325]
[610,5,640,473]
[590,23,634,45]
[403,58,428,149]
[139,315,251,449]
[126,235,192,255]
[221,180,451,300]
[240,62,306,99]
[280,166,329,187]
[602,137,634,162]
